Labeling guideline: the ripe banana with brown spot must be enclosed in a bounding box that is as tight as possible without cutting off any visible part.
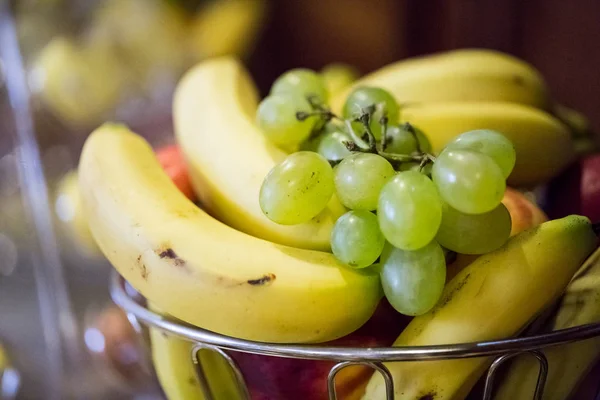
[78,123,381,343]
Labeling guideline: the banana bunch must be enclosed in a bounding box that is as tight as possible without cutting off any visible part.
[364,216,598,399]
[331,49,594,187]
[494,246,600,400]
[77,123,381,343]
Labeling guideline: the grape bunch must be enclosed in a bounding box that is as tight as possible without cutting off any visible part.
[256,68,516,316]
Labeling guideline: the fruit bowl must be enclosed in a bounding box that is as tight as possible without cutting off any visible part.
[111,270,600,400]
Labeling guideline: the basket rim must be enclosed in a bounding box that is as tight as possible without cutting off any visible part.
[110,270,600,362]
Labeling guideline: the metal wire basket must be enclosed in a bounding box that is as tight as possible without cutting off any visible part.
[110,271,600,400]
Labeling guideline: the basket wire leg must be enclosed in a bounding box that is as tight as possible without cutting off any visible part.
[327,361,394,400]
[191,343,251,400]
[482,350,548,400]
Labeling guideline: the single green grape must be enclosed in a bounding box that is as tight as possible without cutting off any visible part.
[432,149,506,214]
[436,201,512,254]
[270,68,328,103]
[378,171,442,250]
[380,240,446,316]
[343,87,399,140]
[318,130,351,161]
[256,94,315,149]
[445,130,516,178]
[334,153,395,210]
[321,63,360,96]
[331,210,384,268]
[385,124,432,154]
[259,151,334,225]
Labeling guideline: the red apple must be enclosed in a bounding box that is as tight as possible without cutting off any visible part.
[546,154,600,222]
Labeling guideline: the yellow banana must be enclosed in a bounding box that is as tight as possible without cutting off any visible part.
[32,36,122,127]
[151,329,205,400]
[331,49,550,112]
[364,216,598,400]
[54,170,101,258]
[494,246,600,400]
[188,0,267,61]
[321,63,360,98]
[173,57,345,251]
[553,103,593,139]
[400,101,575,186]
[150,305,244,400]
[78,123,381,343]
[0,343,7,371]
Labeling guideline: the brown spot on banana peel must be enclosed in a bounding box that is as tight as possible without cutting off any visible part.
[437,273,471,310]
[157,247,186,268]
[247,273,276,286]
[418,393,436,400]
[512,74,525,86]
[136,255,149,280]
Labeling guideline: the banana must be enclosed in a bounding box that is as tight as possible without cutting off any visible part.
[553,103,593,139]
[150,312,244,400]
[78,123,381,343]
[173,57,345,251]
[400,101,575,186]
[331,49,550,112]
[0,343,7,371]
[363,216,598,400]
[151,329,206,400]
[188,0,267,61]
[54,170,101,258]
[494,246,600,400]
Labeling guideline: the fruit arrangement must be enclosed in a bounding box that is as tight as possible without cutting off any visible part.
[67,48,600,399]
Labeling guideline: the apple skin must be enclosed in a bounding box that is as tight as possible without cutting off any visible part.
[228,299,410,400]
[502,187,549,236]
[545,154,600,223]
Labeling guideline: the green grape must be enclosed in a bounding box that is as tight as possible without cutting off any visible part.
[436,202,512,254]
[380,240,446,316]
[399,161,433,176]
[256,94,315,149]
[321,63,360,95]
[378,171,442,250]
[385,124,432,154]
[298,134,323,152]
[318,130,351,161]
[331,210,384,268]
[259,152,334,225]
[343,87,399,140]
[334,153,395,210]
[445,129,516,178]
[432,149,506,214]
[270,68,328,103]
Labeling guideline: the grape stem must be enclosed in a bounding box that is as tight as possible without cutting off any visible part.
[297,97,436,171]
